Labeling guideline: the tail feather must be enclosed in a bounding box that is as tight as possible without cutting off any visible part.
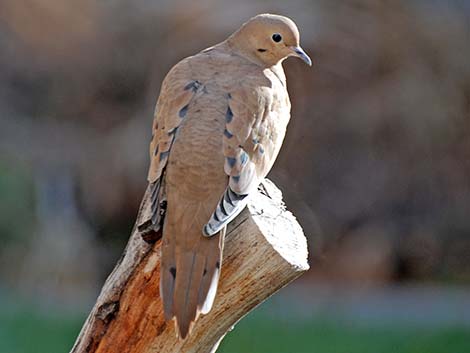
[198,227,225,314]
[160,234,176,321]
[174,251,205,338]
[160,227,224,339]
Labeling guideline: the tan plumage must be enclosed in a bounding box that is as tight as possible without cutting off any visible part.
[141,13,311,339]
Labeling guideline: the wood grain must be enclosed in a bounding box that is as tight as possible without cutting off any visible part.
[70,179,309,353]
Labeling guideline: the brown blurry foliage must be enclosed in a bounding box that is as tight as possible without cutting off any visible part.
[1,0,470,289]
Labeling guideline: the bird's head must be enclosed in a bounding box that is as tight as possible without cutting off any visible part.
[227,14,312,68]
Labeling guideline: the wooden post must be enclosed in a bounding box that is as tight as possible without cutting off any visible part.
[70,179,309,353]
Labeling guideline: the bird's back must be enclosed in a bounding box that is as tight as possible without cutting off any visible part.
[150,40,292,339]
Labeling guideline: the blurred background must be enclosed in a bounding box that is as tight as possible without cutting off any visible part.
[1,0,470,352]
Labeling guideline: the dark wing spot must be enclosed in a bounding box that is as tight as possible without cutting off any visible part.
[184,80,201,92]
[170,267,176,279]
[154,144,159,156]
[226,106,233,123]
[257,48,267,52]
[226,157,236,168]
[179,105,189,118]
[215,261,220,269]
[224,129,233,138]
[240,151,248,165]
[232,175,240,183]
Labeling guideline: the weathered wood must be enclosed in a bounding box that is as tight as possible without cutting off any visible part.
[70,179,309,353]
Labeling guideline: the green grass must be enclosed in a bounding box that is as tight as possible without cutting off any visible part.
[0,305,469,353]
[0,161,34,245]
[219,315,470,353]
[0,307,82,353]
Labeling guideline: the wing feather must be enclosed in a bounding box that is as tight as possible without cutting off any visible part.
[203,79,289,236]
[139,60,202,236]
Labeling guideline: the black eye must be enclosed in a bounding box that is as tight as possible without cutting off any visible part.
[272,33,282,43]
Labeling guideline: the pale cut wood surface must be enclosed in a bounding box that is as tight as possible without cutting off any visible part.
[70,179,309,353]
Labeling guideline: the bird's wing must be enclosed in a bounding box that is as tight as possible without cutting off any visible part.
[151,54,228,339]
[204,77,290,236]
[138,60,203,238]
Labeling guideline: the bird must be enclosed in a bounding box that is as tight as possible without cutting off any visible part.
[138,13,311,339]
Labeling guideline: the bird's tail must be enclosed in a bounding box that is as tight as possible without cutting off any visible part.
[160,222,225,339]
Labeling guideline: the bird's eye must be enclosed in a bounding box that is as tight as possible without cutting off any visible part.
[272,33,282,43]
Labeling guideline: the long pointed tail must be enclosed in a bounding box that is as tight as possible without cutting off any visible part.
[160,227,225,339]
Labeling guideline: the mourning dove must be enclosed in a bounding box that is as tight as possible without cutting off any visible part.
[138,13,311,339]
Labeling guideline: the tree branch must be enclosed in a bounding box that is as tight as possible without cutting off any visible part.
[70,179,309,353]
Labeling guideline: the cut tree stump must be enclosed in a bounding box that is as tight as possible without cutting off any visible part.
[70,179,309,353]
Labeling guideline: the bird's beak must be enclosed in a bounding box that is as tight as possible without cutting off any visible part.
[290,46,312,66]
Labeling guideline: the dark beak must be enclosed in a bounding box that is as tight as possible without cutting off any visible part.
[290,46,312,66]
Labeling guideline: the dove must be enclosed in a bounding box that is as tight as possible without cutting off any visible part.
[138,13,311,339]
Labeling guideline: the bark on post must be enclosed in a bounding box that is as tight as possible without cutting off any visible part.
[70,179,309,353]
